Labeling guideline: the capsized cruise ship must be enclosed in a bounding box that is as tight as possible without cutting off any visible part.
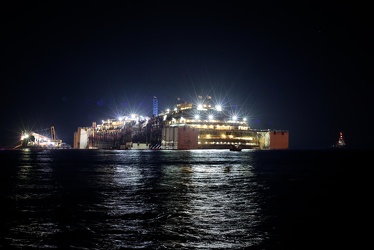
[74,96,289,150]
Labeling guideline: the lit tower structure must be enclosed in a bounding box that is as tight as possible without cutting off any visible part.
[153,96,158,117]
[336,131,346,147]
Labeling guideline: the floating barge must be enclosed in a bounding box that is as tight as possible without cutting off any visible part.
[15,126,70,150]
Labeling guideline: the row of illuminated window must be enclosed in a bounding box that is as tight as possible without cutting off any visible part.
[197,141,259,145]
[169,116,248,123]
[167,120,249,128]
[198,134,256,140]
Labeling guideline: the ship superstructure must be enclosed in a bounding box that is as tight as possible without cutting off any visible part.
[74,114,155,150]
[160,96,260,149]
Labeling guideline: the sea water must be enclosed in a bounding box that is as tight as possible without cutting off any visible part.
[0,148,369,249]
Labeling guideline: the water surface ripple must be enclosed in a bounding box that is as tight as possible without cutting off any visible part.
[0,149,368,249]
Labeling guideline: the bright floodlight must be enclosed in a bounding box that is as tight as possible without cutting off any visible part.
[232,115,237,121]
[197,104,204,110]
[215,105,222,111]
[21,133,29,140]
[243,117,247,121]
[194,114,200,120]
[208,114,213,120]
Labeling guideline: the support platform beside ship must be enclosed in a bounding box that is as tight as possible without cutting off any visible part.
[15,126,70,150]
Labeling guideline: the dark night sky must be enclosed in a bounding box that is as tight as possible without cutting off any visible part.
[1,1,372,149]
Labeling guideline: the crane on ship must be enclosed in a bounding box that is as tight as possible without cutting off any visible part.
[30,126,59,143]
[14,126,66,149]
[51,126,56,142]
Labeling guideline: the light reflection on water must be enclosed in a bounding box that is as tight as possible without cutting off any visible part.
[1,148,368,249]
[1,149,266,249]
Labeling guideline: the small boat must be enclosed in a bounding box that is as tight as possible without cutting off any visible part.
[229,144,242,151]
